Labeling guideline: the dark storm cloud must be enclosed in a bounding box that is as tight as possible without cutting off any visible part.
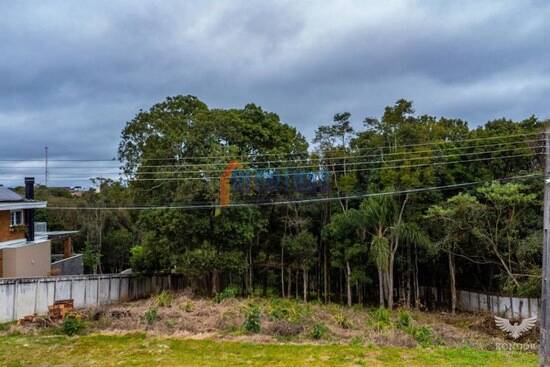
[0,0,549,186]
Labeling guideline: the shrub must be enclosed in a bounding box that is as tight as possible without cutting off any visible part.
[153,291,173,308]
[368,308,391,330]
[410,325,436,347]
[311,322,328,340]
[268,298,307,323]
[244,304,261,333]
[334,312,352,329]
[143,308,158,325]
[180,301,195,313]
[62,313,85,336]
[397,309,412,329]
[214,287,238,303]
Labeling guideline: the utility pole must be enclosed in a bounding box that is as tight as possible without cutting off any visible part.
[44,146,48,187]
[541,125,550,366]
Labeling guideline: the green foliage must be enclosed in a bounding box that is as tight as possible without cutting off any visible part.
[368,308,391,330]
[310,323,328,340]
[397,309,412,329]
[267,298,309,323]
[334,312,352,329]
[62,314,85,336]
[214,287,239,303]
[243,304,261,333]
[143,308,158,325]
[409,325,438,347]
[153,291,173,308]
[82,241,102,273]
[180,301,195,313]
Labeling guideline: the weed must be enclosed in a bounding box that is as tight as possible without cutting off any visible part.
[214,287,238,303]
[334,312,352,329]
[180,300,195,313]
[310,322,328,340]
[62,313,85,336]
[244,304,261,333]
[267,298,307,323]
[153,291,173,308]
[368,308,391,331]
[165,319,177,329]
[143,308,158,325]
[397,309,412,329]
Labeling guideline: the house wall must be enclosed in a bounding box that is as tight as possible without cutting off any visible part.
[2,241,51,278]
[0,210,26,242]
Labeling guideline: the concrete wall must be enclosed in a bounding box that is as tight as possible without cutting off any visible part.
[420,286,539,318]
[0,274,185,323]
[2,241,51,278]
[51,254,83,276]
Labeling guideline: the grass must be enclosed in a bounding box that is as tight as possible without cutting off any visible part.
[0,334,537,367]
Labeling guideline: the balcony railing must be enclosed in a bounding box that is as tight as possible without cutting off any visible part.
[35,222,47,233]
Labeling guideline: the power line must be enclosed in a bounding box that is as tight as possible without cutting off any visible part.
[46,172,543,211]
[33,152,542,182]
[0,132,541,163]
[0,140,542,174]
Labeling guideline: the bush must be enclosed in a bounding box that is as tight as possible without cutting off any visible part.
[62,313,85,336]
[214,287,238,303]
[153,291,173,308]
[397,309,412,329]
[410,325,436,347]
[334,312,352,329]
[143,308,158,325]
[180,300,195,313]
[310,322,328,340]
[368,308,391,330]
[244,304,261,333]
[267,298,307,323]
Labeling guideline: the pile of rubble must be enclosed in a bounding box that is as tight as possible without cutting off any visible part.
[18,299,76,327]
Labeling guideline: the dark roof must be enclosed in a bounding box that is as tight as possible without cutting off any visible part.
[0,186,24,202]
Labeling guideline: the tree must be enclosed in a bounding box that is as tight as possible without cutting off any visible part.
[426,193,483,313]
[474,182,538,289]
[284,230,317,302]
[323,209,366,306]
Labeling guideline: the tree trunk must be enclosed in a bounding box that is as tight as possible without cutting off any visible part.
[448,252,457,314]
[303,266,308,303]
[387,254,395,309]
[295,270,299,299]
[414,242,420,309]
[248,244,253,295]
[281,244,285,298]
[287,267,292,298]
[323,242,328,303]
[378,267,385,307]
[346,260,352,307]
[211,269,219,295]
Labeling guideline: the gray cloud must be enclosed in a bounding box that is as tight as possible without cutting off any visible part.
[0,0,549,186]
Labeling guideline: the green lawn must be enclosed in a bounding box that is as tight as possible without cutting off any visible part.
[0,334,537,367]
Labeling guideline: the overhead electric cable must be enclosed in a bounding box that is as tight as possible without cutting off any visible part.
[46,173,543,211]
[0,132,540,163]
[32,152,543,182]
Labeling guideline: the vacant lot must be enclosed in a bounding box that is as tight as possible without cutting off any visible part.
[0,292,539,366]
[0,334,537,367]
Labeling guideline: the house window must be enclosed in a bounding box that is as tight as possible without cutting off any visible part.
[10,210,23,227]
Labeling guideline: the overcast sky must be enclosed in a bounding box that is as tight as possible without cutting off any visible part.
[1,1,549,187]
